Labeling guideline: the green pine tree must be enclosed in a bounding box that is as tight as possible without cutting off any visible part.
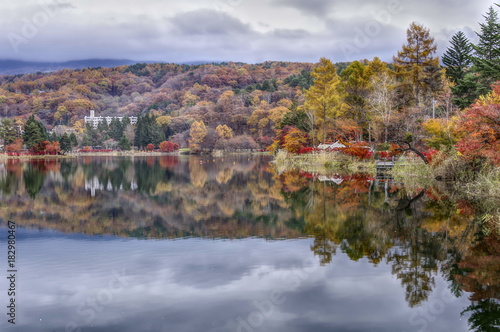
[472,5,500,94]
[451,73,480,109]
[22,115,48,149]
[109,117,124,141]
[134,115,165,148]
[0,118,18,145]
[69,132,78,147]
[442,31,473,83]
[118,135,131,150]
[49,132,58,142]
[59,133,72,152]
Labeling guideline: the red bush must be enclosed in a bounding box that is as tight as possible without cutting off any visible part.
[422,149,439,163]
[340,142,373,160]
[159,141,180,152]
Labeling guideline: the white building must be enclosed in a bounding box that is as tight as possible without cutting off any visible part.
[84,110,138,129]
[317,141,346,150]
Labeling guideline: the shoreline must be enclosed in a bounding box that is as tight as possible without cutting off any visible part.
[0,150,271,160]
[0,151,180,159]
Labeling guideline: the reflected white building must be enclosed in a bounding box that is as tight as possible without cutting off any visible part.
[84,110,138,129]
[84,176,137,197]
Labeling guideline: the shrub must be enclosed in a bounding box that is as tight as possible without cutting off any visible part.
[159,141,180,152]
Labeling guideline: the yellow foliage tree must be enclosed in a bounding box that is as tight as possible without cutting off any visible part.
[422,117,459,150]
[72,120,85,134]
[182,91,200,107]
[156,115,172,128]
[305,58,347,144]
[189,120,207,151]
[283,128,308,153]
[215,124,234,139]
[268,106,290,125]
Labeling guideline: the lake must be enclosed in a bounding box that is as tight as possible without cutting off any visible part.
[0,155,498,332]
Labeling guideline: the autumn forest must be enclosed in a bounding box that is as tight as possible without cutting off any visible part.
[0,5,498,170]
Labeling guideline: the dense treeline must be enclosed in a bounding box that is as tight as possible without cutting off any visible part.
[0,5,499,161]
[270,5,500,174]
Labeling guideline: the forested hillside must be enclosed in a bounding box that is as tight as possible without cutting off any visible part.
[0,61,317,147]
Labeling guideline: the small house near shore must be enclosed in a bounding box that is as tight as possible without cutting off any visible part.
[317,141,346,150]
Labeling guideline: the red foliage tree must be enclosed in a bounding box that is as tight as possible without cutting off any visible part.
[6,138,23,154]
[456,102,500,166]
[159,141,180,152]
[146,143,155,152]
[340,142,373,160]
[30,140,50,155]
[45,141,61,155]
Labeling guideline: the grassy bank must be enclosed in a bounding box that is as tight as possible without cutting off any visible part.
[273,150,376,175]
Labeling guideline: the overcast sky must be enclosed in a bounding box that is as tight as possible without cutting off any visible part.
[0,0,495,63]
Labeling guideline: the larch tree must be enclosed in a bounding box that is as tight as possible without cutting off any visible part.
[215,124,234,139]
[189,120,207,151]
[393,22,443,107]
[304,58,346,144]
[340,61,373,141]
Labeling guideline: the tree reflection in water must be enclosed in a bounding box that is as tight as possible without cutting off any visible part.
[0,156,497,330]
[278,169,499,330]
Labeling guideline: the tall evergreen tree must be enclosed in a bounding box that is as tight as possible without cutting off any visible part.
[442,31,473,83]
[23,115,48,149]
[118,135,131,150]
[442,31,476,108]
[82,123,103,147]
[0,118,18,145]
[97,120,109,133]
[134,115,165,148]
[109,117,124,141]
[49,132,58,142]
[69,132,78,147]
[59,133,72,152]
[472,5,500,95]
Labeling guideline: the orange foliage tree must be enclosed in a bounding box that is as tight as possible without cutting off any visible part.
[45,141,61,155]
[456,83,500,166]
[159,141,180,152]
[6,138,23,153]
[268,126,309,153]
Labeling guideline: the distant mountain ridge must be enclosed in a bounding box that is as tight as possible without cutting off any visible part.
[0,59,215,75]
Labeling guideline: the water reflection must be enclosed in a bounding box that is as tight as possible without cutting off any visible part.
[0,156,498,331]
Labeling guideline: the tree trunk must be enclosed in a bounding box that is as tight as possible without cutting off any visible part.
[398,141,429,164]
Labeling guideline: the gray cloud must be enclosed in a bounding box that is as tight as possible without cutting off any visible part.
[54,1,76,10]
[273,0,335,18]
[169,9,251,36]
[271,28,310,39]
[0,0,495,63]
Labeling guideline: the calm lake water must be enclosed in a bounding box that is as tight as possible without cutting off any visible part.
[0,155,498,332]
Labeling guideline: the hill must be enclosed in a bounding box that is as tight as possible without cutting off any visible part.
[0,59,146,75]
[0,61,316,148]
